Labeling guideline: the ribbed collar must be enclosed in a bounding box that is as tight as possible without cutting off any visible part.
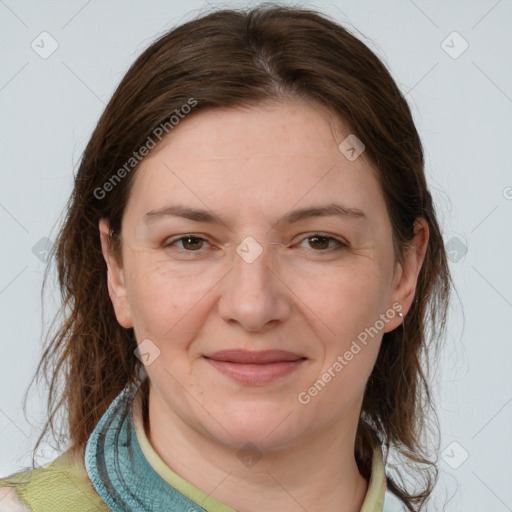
[85,383,387,511]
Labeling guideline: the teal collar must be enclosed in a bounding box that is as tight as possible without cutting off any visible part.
[84,382,203,511]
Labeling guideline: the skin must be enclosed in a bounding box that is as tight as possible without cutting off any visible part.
[99,99,428,512]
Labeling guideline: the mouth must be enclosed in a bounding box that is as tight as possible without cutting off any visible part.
[203,349,307,385]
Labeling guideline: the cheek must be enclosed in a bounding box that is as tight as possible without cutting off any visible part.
[123,251,220,340]
[291,260,388,333]
[295,262,388,384]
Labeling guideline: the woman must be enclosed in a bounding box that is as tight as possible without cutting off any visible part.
[0,4,451,511]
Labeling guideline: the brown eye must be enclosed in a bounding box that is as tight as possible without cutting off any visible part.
[301,234,345,251]
[308,235,331,250]
[179,236,204,250]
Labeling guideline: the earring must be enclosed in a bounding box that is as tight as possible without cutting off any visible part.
[398,312,404,320]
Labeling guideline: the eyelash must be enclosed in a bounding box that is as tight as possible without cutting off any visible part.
[163,233,347,254]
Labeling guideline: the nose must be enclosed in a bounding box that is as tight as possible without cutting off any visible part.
[217,240,292,332]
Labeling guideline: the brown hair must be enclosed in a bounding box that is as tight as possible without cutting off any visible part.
[27,4,451,510]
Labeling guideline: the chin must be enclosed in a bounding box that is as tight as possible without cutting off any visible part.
[202,401,304,452]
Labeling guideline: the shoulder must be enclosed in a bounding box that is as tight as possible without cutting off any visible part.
[0,449,108,512]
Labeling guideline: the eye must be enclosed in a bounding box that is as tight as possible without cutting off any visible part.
[165,235,208,251]
[296,233,347,252]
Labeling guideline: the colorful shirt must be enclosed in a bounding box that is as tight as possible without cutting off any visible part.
[0,383,406,511]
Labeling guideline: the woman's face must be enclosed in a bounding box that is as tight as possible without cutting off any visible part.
[100,100,426,452]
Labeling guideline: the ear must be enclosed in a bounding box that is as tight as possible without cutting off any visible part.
[99,218,133,328]
[384,217,429,333]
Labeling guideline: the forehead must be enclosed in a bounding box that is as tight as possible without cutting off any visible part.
[151,99,356,161]
[125,100,387,228]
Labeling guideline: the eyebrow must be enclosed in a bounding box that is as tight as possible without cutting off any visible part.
[143,203,367,227]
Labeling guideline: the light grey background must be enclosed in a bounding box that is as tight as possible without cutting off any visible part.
[1,1,511,510]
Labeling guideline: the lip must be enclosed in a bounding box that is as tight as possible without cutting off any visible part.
[203,349,306,385]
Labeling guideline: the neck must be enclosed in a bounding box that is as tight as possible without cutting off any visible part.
[145,389,369,512]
